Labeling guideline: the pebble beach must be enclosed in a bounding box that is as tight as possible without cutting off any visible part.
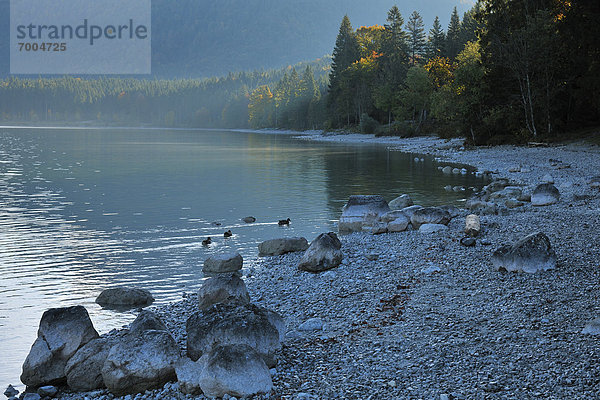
[14,132,600,400]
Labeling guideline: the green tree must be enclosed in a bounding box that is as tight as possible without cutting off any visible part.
[446,7,461,59]
[407,11,426,64]
[248,85,274,128]
[427,16,446,59]
[396,65,432,132]
[328,15,360,125]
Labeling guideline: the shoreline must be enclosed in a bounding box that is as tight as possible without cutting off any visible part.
[12,129,600,399]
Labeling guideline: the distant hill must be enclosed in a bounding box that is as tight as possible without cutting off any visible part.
[0,0,472,78]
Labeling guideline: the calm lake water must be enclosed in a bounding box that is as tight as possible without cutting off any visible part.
[0,127,487,389]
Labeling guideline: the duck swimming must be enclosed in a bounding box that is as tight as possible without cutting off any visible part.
[201,237,212,246]
[224,230,233,237]
[278,218,291,226]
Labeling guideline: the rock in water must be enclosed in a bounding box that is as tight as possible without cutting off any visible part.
[128,311,168,336]
[492,232,557,273]
[338,195,390,233]
[298,232,343,273]
[4,385,19,398]
[203,252,243,274]
[95,287,154,307]
[65,337,116,391]
[531,183,560,206]
[411,207,451,229]
[242,216,256,223]
[388,194,413,210]
[465,214,481,237]
[186,303,282,368]
[198,274,250,310]
[21,306,99,387]
[198,345,273,398]
[258,237,309,256]
[101,330,180,395]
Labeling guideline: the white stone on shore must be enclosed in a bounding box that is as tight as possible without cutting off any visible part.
[298,318,324,332]
[203,252,243,274]
[419,224,449,233]
[582,318,600,335]
[492,232,556,273]
[21,306,99,388]
[531,183,560,206]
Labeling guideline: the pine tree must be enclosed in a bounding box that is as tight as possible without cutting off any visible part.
[427,16,446,59]
[328,15,360,125]
[407,11,426,64]
[446,7,462,59]
[328,15,360,93]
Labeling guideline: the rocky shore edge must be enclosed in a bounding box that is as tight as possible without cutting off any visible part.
[7,135,600,400]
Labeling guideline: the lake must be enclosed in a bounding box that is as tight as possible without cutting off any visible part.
[0,127,487,389]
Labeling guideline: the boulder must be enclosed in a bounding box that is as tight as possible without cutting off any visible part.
[37,386,57,397]
[466,199,498,215]
[198,274,250,310]
[129,311,167,336]
[441,166,453,174]
[379,210,409,224]
[492,232,556,273]
[102,330,180,395]
[387,215,410,232]
[388,194,413,210]
[465,214,480,237]
[186,303,281,368]
[362,221,388,235]
[542,174,555,184]
[175,358,204,395]
[439,205,460,219]
[297,232,343,273]
[411,207,451,229]
[21,306,99,387]
[489,186,523,202]
[484,178,511,194]
[203,252,243,274]
[258,237,309,256]
[198,345,273,398]
[65,337,116,391]
[400,205,424,221]
[418,224,449,233]
[531,183,560,206]
[338,195,390,233]
[242,216,256,223]
[95,288,154,308]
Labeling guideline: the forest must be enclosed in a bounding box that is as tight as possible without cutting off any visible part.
[0,0,598,144]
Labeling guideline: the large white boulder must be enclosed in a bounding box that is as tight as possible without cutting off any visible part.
[258,237,309,256]
[198,344,273,398]
[492,232,556,273]
[21,306,99,388]
[203,252,243,274]
[186,303,283,368]
[101,330,180,395]
[198,274,250,310]
[297,232,343,273]
[338,195,390,233]
[531,183,560,206]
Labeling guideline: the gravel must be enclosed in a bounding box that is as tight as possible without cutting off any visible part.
[39,137,600,399]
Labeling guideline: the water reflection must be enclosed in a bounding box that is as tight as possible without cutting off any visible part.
[0,127,487,389]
